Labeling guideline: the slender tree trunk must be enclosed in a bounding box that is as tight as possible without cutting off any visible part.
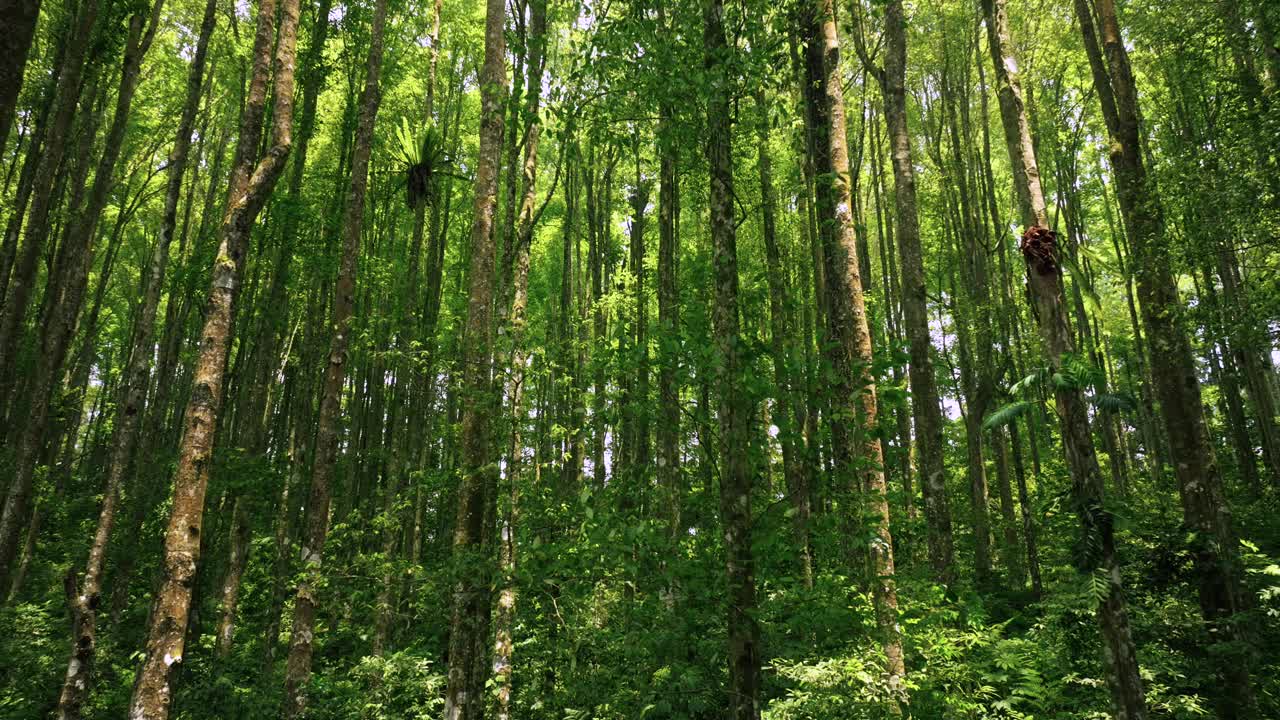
[870,114,915,528]
[0,5,63,304]
[127,0,298,711]
[0,0,164,590]
[282,0,386,709]
[0,0,41,152]
[1007,420,1042,595]
[792,56,824,545]
[561,159,587,493]
[1075,1,1256,715]
[219,0,335,662]
[982,1,1149,716]
[704,0,762,715]
[441,0,505,711]
[856,0,956,588]
[270,341,314,649]
[656,83,682,544]
[1212,243,1280,488]
[810,0,906,703]
[490,2,546,712]
[939,54,996,586]
[992,429,1024,585]
[590,159,608,490]
[54,0,216,709]
[756,89,811,586]
[0,0,93,441]
[1199,269,1262,491]
[256,1,335,664]
[0,0,101,421]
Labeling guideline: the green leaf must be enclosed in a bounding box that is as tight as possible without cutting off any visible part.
[983,400,1034,430]
[1091,392,1136,414]
[1060,250,1103,317]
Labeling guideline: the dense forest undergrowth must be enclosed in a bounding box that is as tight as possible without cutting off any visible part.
[0,0,1279,716]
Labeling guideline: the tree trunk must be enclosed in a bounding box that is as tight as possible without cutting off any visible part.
[0,0,99,465]
[127,0,298,711]
[1007,419,1042,596]
[218,0,335,662]
[939,54,996,586]
[756,89,811,586]
[656,83,682,544]
[590,154,609,489]
[704,0,762,715]
[0,0,163,591]
[809,0,906,703]
[281,0,386,708]
[0,6,64,304]
[0,0,41,152]
[54,0,216,708]
[982,1,1149,716]
[490,1,545,712]
[441,0,505,711]
[1075,0,1256,715]
[625,156,650,505]
[858,0,956,588]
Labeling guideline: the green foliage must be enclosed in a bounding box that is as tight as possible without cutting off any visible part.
[391,118,451,208]
[0,602,63,720]
[308,652,446,720]
[983,400,1034,431]
[1090,392,1137,415]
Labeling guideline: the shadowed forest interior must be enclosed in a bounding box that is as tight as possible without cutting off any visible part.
[0,0,1279,716]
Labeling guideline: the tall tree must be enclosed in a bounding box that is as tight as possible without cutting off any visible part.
[0,0,162,589]
[491,0,549,713]
[0,0,100,424]
[0,0,40,151]
[126,0,299,711]
[655,15,683,544]
[756,89,811,584]
[982,0,1149,716]
[440,0,506,710]
[852,0,956,587]
[1074,0,1257,715]
[808,0,906,702]
[704,0,762,715]
[53,0,217,711]
[281,0,388,711]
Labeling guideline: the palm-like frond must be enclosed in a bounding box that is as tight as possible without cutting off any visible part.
[983,400,1034,431]
[1091,392,1137,414]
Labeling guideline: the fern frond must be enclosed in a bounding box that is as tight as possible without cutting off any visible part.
[983,400,1034,430]
[1091,392,1137,414]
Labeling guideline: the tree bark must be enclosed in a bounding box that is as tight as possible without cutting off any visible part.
[619,145,648,499]
[0,0,163,590]
[656,87,682,545]
[982,1,1149,716]
[809,0,906,702]
[756,89,811,586]
[855,0,956,588]
[126,0,298,711]
[490,1,546,712]
[282,0,387,708]
[0,0,98,451]
[0,0,41,152]
[54,0,216,710]
[1075,1,1256,715]
[440,0,505,711]
[704,0,762,715]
